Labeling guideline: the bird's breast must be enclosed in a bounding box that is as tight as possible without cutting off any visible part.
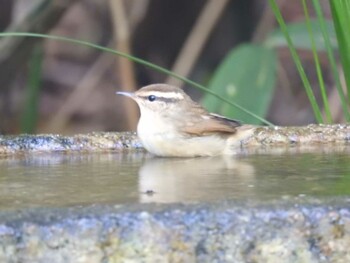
[138,121,227,157]
[137,110,231,157]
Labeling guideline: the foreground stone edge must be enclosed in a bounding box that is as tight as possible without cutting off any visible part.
[0,199,349,262]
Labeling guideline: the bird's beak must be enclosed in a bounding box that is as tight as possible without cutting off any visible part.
[116,91,135,98]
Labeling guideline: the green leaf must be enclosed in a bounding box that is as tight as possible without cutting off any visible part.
[202,44,277,124]
[265,19,337,51]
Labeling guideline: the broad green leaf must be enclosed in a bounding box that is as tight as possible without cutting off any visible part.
[265,19,337,51]
[202,44,276,124]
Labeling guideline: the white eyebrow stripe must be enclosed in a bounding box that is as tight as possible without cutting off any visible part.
[140,91,184,99]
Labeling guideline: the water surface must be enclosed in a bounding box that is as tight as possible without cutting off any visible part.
[0,150,349,209]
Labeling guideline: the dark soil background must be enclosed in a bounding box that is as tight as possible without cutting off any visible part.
[0,0,337,134]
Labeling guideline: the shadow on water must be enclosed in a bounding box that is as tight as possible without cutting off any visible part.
[0,150,350,209]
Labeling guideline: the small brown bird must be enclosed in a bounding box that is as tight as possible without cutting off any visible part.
[117,84,255,157]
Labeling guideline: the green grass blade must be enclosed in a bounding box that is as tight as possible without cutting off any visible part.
[269,0,323,123]
[0,32,273,126]
[314,0,350,121]
[329,0,350,102]
[20,44,43,133]
[302,0,332,123]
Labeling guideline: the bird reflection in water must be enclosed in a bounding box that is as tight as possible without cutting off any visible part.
[138,156,255,203]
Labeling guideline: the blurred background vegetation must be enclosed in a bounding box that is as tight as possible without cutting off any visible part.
[0,0,347,134]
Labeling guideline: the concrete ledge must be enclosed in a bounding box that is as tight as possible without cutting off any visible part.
[0,124,350,155]
[0,199,350,262]
[0,132,143,155]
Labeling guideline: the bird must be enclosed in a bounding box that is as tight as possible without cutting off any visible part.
[117,84,255,157]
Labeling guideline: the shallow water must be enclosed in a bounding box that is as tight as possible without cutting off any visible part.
[0,150,349,209]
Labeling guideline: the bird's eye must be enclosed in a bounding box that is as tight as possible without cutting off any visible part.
[148,95,156,102]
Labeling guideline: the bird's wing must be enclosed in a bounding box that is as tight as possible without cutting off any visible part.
[181,111,241,136]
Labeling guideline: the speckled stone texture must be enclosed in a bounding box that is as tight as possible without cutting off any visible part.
[0,199,350,262]
[0,132,143,155]
[1,125,350,155]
